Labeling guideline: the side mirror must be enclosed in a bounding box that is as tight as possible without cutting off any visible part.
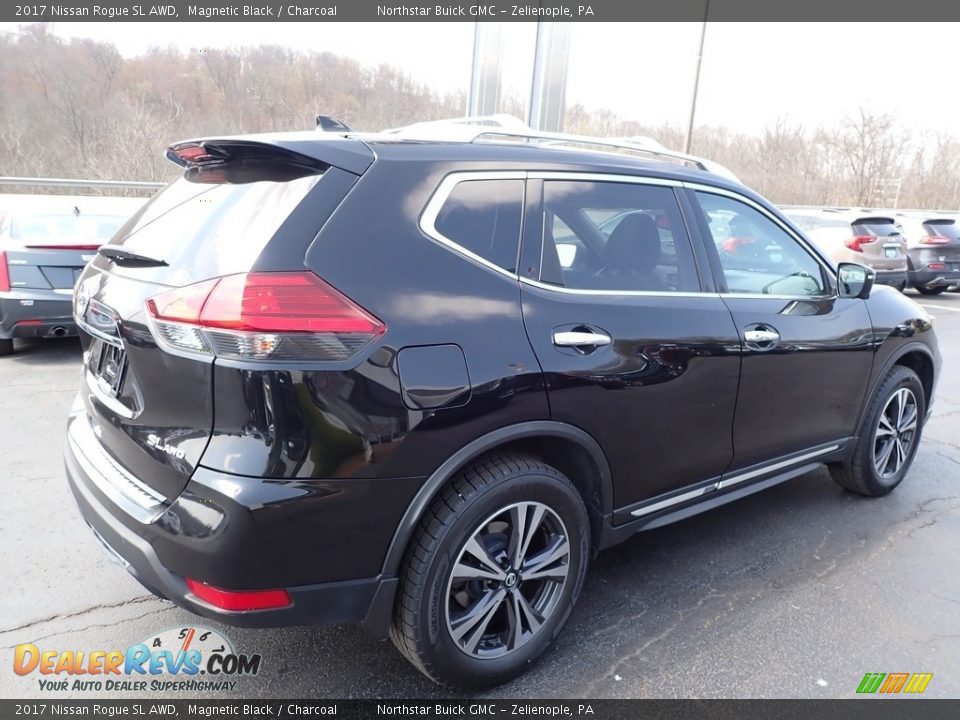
[837,262,875,299]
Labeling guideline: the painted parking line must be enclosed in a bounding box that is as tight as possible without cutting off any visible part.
[920,303,960,313]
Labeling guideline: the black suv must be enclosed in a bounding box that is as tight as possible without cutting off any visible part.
[65,122,940,688]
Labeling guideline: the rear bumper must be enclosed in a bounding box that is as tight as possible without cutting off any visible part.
[0,291,77,339]
[908,269,960,289]
[64,409,404,636]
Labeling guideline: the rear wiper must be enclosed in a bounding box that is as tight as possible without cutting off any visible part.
[97,244,168,267]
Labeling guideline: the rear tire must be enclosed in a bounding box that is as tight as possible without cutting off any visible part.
[830,365,925,497]
[894,281,907,293]
[0,338,13,356]
[917,287,944,296]
[390,454,590,688]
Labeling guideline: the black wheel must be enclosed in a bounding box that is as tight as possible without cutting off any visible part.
[830,365,925,497]
[917,287,944,296]
[895,281,907,293]
[0,338,12,356]
[390,454,590,688]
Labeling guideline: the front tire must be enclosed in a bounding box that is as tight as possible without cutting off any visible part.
[0,338,13,356]
[390,455,590,688]
[830,365,925,496]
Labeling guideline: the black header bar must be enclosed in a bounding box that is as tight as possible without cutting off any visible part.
[6,0,960,22]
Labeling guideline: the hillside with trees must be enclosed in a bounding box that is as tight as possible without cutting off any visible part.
[2,24,959,209]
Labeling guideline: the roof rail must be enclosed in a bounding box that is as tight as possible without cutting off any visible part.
[380,115,741,182]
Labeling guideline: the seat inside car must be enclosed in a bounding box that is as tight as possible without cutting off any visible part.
[595,213,665,290]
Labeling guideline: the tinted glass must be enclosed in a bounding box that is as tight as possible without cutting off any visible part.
[541,181,698,292]
[851,218,901,237]
[695,191,826,296]
[922,220,960,240]
[434,179,524,273]
[105,175,321,285]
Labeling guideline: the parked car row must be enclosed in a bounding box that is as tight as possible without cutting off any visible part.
[0,194,145,355]
[782,206,960,295]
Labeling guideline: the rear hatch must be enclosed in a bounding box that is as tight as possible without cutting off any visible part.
[913,219,960,272]
[848,216,906,269]
[74,136,374,501]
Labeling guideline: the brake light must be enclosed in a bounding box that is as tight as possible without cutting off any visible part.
[0,252,9,292]
[844,236,876,253]
[185,578,291,611]
[146,272,385,361]
[919,236,951,245]
[26,244,102,251]
[928,262,945,271]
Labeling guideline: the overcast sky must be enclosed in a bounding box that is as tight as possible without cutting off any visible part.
[13,22,958,138]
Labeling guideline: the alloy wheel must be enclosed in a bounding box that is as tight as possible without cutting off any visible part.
[445,501,571,659]
[873,387,918,479]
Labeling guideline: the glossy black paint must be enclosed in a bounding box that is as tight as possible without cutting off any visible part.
[65,133,941,634]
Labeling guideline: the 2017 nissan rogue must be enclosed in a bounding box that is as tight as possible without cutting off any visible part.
[65,118,940,688]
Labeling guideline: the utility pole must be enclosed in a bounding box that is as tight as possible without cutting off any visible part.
[684,1,710,154]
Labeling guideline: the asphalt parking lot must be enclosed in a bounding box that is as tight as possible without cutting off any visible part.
[1,290,958,700]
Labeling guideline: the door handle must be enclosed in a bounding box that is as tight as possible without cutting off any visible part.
[553,330,612,348]
[743,328,780,344]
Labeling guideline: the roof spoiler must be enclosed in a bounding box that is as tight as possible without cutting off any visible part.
[165,134,373,178]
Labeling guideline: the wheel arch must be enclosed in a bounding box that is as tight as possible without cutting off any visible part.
[857,342,935,435]
[379,421,613,578]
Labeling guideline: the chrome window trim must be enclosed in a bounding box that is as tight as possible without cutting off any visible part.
[418,170,527,281]
[519,276,718,299]
[529,171,682,187]
[682,181,838,284]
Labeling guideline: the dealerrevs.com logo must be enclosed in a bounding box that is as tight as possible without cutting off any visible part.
[13,626,262,692]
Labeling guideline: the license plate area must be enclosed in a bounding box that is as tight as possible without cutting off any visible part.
[90,340,127,398]
[884,245,900,258]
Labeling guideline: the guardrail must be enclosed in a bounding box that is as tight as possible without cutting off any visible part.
[0,177,165,191]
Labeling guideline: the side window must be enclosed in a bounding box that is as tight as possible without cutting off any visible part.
[541,181,699,292]
[433,179,523,273]
[694,191,827,297]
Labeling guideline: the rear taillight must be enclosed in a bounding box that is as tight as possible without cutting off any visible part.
[0,252,9,292]
[145,272,385,362]
[928,262,945,271]
[919,236,951,245]
[844,236,875,253]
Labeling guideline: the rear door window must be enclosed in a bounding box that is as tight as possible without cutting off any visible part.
[103,174,322,286]
[433,179,524,273]
[539,180,699,292]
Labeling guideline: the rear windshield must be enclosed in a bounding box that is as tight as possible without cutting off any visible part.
[851,218,901,237]
[11,213,128,242]
[922,220,960,240]
[106,175,321,285]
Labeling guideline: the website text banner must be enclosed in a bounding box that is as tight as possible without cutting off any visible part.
[6,0,960,22]
[3,700,960,720]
